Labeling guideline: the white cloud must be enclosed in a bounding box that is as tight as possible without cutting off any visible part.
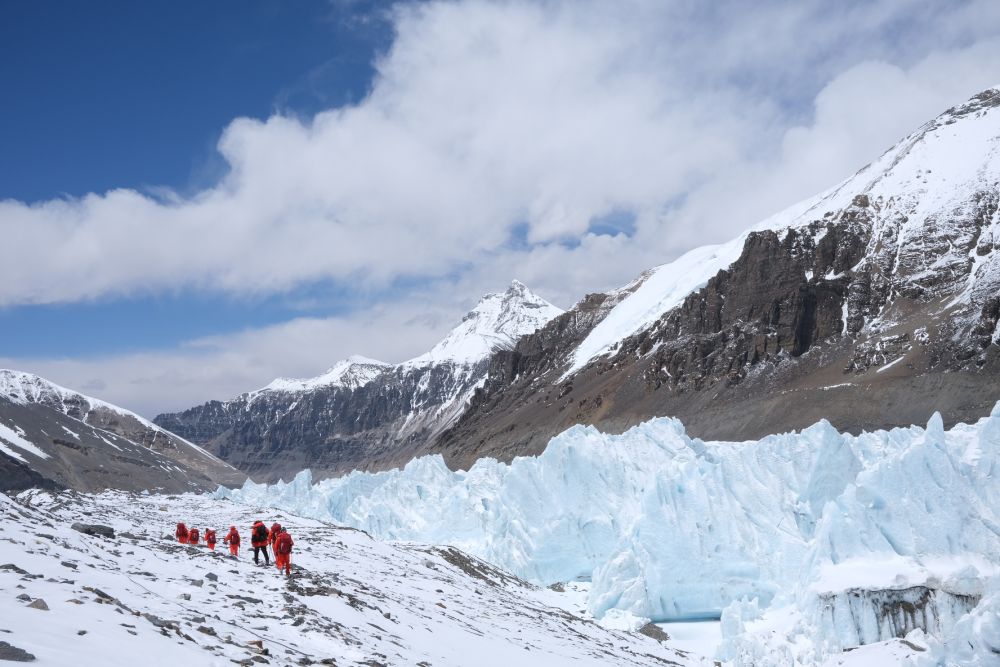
[3,0,1000,412]
[0,296,466,417]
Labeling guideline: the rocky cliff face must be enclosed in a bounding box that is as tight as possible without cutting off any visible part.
[155,281,563,482]
[434,88,1000,468]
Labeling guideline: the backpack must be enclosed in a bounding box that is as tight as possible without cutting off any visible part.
[276,533,292,555]
[253,524,268,542]
[205,530,216,544]
[176,523,188,537]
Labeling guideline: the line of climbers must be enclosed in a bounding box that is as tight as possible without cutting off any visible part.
[174,520,295,576]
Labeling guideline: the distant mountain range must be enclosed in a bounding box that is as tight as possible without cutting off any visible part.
[157,87,1000,481]
[154,280,563,481]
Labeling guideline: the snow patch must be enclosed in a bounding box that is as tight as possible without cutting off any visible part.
[0,422,50,460]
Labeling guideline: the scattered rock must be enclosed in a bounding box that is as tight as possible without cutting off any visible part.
[226,595,262,604]
[197,626,217,636]
[83,587,112,601]
[15,594,30,602]
[1,564,28,576]
[70,523,115,539]
[142,613,177,629]
[77,630,87,636]
[27,599,49,611]
[66,599,84,605]
[190,579,204,588]
[637,622,670,643]
[178,593,191,601]
[0,640,35,662]
[60,561,77,570]
[205,573,219,582]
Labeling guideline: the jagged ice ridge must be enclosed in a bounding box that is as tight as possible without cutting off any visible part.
[220,403,1000,664]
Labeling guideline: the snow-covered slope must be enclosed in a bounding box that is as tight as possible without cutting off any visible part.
[0,369,245,489]
[221,403,1000,664]
[566,86,1000,375]
[404,279,563,367]
[0,489,707,667]
[1,369,219,462]
[254,355,391,395]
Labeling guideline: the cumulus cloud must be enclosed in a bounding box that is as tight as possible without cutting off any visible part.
[4,0,1000,412]
[5,0,998,307]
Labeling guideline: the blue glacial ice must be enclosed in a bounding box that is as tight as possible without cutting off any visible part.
[218,404,1000,662]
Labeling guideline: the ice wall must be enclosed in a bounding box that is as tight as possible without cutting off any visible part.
[219,404,1000,660]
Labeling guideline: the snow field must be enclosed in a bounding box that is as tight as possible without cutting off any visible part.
[222,403,1000,665]
[0,490,707,667]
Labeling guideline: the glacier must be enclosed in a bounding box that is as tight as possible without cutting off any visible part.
[219,403,1000,663]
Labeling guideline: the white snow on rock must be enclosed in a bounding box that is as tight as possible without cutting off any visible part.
[0,421,49,461]
[0,490,707,667]
[565,86,1000,375]
[240,280,562,401]
[0,368,226,466]
[221,403,1000,664]
[255,355,391,395]
[402,279,563,368]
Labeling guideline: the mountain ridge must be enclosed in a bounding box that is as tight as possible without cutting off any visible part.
[433,86,1000,468]
[155,280,563,481]
[0,369,246,491]
[160,86,1000,480]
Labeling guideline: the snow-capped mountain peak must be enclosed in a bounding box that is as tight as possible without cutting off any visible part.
[404,280,564,367]
[258,355,391,395]
[565,86,1000,375]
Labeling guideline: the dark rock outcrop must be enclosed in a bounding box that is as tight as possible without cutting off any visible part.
[71,523,116,539]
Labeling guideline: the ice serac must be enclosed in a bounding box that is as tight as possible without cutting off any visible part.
[0,369,246,492]
[155,281,563,482]
[438,87,1000,468]
[221,404,1000,665]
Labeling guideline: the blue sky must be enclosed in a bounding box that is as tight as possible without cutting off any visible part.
[0,1,393,356]
[0,1,391,201]
[2,0,999,416]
